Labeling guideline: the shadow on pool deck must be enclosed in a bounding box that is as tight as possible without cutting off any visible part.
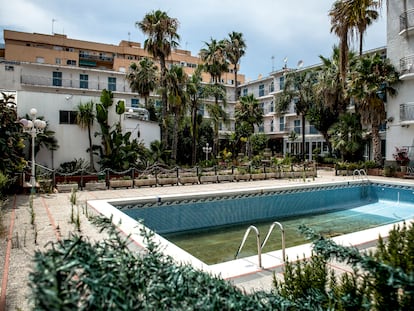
[0,170,411,310]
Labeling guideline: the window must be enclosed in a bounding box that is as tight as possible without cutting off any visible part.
[269,81,274,93]
[294,119,301,134]
[258,123,264,132]
[108,77,116,91]
[270,101,274,112]
[131,98,140,108]
[309,125,318,134]
[5,65,14,71]
[59,110,78,124]
[279,76,285,90]
[67,60,76,66]
[80,74,88,89]
[279,117,285,131]
[36,57,45,63]
[242,88,248,96]
[55,58,61,65]
[53,71,62,87]
[259,84,265,97]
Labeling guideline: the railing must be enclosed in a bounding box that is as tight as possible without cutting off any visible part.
[234,226,262,268]
[234,221,286,269]
[400,9,414,33]
[400,103,414,122]
[20,74,128,92]
[399,55,414,75]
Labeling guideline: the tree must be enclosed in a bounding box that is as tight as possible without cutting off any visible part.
[329,113,364,161]
[329,0,382,84]
[276,69,317,161]
[225,31,246,100]
[186,66,205,165]
[348,53,400,165]
[200,38,229,158]
[137,10,180,149]
[0,93,26,176]
[235,94,263,158]
[165,65,188,162]
[76,101,96,171]
[126,57,158,110]
[309,47,351,156]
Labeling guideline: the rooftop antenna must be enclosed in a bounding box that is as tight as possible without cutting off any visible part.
[271,55,275,71]
[283,57,288,69]
[128,31,131,42]
[52,18,57,34]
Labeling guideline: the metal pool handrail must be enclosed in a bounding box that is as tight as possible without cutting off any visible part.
[353,169,368,180]
[234,225,262,268]
[261,221,286,263]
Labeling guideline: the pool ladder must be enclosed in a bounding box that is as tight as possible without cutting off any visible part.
[234,222,285,269]
[353,169,368,180]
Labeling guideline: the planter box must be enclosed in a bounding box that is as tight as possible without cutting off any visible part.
[134,178,157,187]
[235,174,250,182]
[200,175,218,183]
[56,183,79,192]
[157,177,177,186]
[109,179,133,189]
[85,182,107,191]
[251,173,266,180]
[179,176,199,185]
[217,175,234,183]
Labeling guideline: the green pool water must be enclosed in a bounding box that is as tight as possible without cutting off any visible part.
[164,203,398,265]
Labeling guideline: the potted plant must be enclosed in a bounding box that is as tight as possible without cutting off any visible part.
[393,147,410,172]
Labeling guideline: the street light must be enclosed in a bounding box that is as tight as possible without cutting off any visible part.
[202,142,212,161]
[20,108,46,193]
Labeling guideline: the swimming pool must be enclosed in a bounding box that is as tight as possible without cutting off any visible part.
[88,180,414,277]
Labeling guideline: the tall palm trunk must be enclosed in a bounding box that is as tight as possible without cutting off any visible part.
[160,56,169,148]
[372,124,382,165]
[301,113,306,161]
[191,107,198,165]
[87,124,95,171]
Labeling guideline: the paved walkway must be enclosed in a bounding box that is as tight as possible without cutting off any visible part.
[0,170,411,310]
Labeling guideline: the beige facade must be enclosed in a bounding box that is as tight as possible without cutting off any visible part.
[4,29,244,86]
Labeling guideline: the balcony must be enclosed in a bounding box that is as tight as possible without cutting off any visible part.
[400,9,414,36]
[400,103,414,125]
[21,75,127,92]
[399,55,414,80]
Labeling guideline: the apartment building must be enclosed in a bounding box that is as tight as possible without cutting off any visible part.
[0,29,242,168]
[385,0,414,164]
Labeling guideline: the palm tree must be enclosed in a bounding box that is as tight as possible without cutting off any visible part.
[225,32,246,100]
[308,47,352,155]
[329,0,382,83]
[200,38,228,84]
[234,94,263,158]
[126,57,158,109]
[186,65,205,165]
[203,84,228,158]
[348,53,400,165]
[165,65,188,162]
[276,69,317,161]
[329,113,363,161]
[136,10,180,148]
[200,38,229,158]
[76,101,96,171]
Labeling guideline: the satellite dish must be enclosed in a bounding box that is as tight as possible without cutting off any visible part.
[297,60,304,68]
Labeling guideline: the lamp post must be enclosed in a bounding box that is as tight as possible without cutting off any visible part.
[202,142,212,161]
[20,108,46,193]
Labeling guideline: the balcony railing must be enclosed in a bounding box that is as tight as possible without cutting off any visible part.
[399,55,414,75]
[21,75,128,92]
[400,9,414,34]
[400,103,414,122]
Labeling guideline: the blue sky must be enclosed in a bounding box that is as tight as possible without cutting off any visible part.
[0,0,386,80]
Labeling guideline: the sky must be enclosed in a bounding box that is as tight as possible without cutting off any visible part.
[0,0,387,81]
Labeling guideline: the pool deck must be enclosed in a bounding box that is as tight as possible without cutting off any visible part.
[1,169,414,309]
